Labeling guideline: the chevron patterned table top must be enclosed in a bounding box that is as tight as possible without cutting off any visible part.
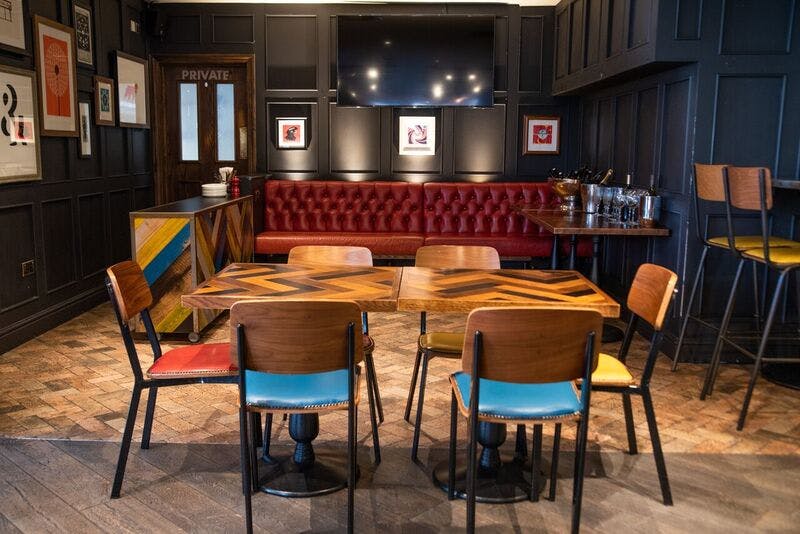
[181,263,402,312]
[397,267,620,317]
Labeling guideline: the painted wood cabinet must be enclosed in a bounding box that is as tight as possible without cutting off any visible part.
[130,195,253,340]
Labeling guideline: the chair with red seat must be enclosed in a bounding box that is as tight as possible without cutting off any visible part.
[105,260,238,498]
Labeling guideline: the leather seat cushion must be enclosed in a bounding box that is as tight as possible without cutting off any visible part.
[450,371,581,420]
[255,232,424,255]
[244,368,361,410]
[742,245,800,267]
[590,353,635,386]
[419,332,464,354]
[147,343,237,379]
[707,235,799,251]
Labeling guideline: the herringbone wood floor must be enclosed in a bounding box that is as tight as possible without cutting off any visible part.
[0,304,799,532]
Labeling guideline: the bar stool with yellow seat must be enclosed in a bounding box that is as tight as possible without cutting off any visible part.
[231,300,362,534]
[673,164,796,371]
[445,306,602,533]
[577,263,678,506]
[287,245,383,463]
[709,167,800,430]
[403,245,501,462]
[105,261,238,498]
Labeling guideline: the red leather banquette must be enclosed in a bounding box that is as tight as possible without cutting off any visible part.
[254,179,590,258]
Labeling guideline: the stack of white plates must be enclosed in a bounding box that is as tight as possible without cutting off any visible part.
[201,183,228,197]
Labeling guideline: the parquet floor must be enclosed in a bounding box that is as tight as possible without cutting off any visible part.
[0,304,799,532]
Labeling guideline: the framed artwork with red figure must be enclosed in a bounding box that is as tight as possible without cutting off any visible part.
[115,51,150,129]
[276,117,306,149]
[33,15,78,137]
[523,115,560,155]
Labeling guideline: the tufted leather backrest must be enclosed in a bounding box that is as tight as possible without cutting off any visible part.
[422,182,559,237]
[265,180,423,233]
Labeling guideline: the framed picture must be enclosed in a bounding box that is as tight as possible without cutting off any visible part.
[0,65,42,183]
[115,51,149,128]
[399,115,435,156]
[33,15,79,137]
[523,115,560,155]
[93,75,114,126]
[0,0,26,53]
[276,118,306,149]
[78,101,91,157]
[72,2,93,67]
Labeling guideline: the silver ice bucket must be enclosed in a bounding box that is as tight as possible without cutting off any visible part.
[639,195,661,227]
[580,183,602,214]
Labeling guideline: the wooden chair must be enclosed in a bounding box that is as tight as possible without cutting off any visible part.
[705,167,800,429]
[570,263,678,505]
[446,306,602,534]
[404,245,501,462]
[232,300,362,534]
[105,261,237,498]
[286,245,382,463]
[672,164,795,371]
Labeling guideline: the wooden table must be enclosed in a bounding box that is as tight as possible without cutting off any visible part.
[518,208,669,282]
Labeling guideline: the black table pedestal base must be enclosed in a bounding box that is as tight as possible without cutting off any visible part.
[431,457,546,503]
[762,363,800,390]
[258,451,357,498]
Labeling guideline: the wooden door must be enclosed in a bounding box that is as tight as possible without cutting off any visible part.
[153,56,255,203]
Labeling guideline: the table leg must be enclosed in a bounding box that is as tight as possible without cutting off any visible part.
[258,413,356,497]
[590,236,601,284]
[432,422,545,503]
[550,236,559,270]
[568,235,578,270]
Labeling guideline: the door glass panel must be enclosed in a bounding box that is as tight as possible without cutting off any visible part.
[216,83,235,161]
[179,83,199,161]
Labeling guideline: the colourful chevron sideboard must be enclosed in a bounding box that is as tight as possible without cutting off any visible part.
[130,195,254,341]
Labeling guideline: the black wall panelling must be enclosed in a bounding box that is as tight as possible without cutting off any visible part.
[0,0,152,353]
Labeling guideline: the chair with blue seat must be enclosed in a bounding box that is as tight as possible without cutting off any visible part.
[404,244,501,462]
[231,299,362,534]
[104,261,238,498]
[446,306,602,534]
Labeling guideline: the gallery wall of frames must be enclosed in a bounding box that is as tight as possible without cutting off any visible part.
[0,0,152,352]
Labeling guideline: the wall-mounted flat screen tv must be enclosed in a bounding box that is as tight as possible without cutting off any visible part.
[337,15,494,107]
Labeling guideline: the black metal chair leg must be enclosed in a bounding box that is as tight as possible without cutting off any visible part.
[571,417,589,534]
[448,390,458,501]
[621,393,638,455]
[404,349,423,423]
[248,413,260,492]
[252,413,263,448]
[261,413,273,463]
[673,246,709,371]
[466,413,478,534]
[738,270,789,431]
[530,424,542,502]
[365,352,384,423]
[549,423,561,501]
[347,404,358,534]
[701,258,745,399]
[515,424,527,460]
[365,360,382,465]
[751,260,762,333]
[410,353,430,462]
[111,384,143,498]
[140,386,158,450]
[239,405,253,534]
[642,388,673,505]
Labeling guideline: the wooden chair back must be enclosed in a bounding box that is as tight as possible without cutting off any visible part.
[694,163,727,202]
[726,166,773,211]
[230,300,364,373]
[462,306,602,383]
[288,245,373,267]
[415,245,501,269]
[106,261,153,322]
[626,264,678,331]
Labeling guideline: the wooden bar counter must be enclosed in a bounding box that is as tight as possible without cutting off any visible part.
[130,195,253,340]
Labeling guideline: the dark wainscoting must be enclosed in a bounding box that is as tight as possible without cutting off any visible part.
[149,2,579,183]
[0,0,152,353]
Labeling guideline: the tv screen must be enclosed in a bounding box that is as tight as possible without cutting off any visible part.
[337,15,494,107]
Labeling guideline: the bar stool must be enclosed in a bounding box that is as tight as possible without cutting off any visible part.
[673,164,796,371]
[232,300,362,534]
[446,306,602,533]
[404,245,501,462]
[105,261,238,498]
[706,167,800,430]
[287,245,382,463]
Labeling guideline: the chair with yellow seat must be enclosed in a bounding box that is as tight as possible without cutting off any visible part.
[403,244,501,462]
[672,164,795,371]
[704,167,800,430]
[286,245,383,463]
[574,263,678,506]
